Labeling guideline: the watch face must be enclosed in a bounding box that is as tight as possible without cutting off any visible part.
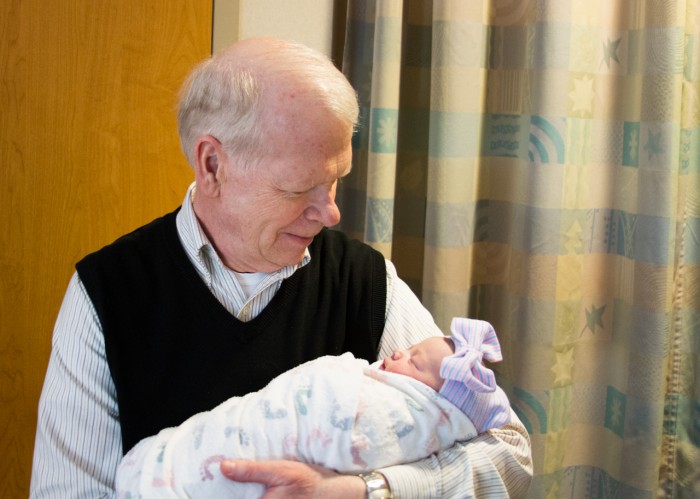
[360,472,392,498]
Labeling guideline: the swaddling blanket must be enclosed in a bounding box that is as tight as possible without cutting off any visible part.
[116,352,477,498]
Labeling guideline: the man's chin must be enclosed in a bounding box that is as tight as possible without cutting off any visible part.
[268,250,307,270]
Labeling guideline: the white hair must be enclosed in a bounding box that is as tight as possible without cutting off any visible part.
[177,38,359,167]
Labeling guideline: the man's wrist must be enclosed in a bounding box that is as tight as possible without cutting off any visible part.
[358,471,393,499]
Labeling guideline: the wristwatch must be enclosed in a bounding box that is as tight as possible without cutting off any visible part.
[358,471,393,499]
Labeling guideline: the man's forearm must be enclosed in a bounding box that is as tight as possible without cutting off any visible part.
[379,411,532,498]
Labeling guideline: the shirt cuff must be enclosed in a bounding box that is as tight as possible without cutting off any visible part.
[378,458,440,498]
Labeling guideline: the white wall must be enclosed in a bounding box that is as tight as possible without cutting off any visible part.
[213,0,335,56]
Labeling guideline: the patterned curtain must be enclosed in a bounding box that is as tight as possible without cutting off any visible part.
[336,0,700,497]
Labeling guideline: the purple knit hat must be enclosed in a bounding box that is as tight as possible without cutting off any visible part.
[438,318,511,432]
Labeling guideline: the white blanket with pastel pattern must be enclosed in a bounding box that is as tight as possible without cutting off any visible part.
[116,352,477,498]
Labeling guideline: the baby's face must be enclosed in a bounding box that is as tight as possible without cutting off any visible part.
[379,336,455,391]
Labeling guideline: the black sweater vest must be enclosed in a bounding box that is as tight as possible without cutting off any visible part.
[76,209,386,453]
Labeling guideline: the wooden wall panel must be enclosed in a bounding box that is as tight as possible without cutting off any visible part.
[0,1,212,496]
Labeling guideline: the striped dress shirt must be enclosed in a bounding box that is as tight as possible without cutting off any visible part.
[30,183,532,498]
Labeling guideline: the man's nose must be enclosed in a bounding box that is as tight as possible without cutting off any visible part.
[305,185,341,227]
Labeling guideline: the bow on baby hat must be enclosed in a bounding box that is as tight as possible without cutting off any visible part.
[438,318,511,432]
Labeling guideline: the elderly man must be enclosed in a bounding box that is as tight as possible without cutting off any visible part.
[31,37,532,498]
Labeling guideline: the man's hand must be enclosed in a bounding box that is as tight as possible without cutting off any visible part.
[220,459,366,498]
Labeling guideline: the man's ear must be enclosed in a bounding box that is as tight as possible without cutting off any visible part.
[194,135,225,196]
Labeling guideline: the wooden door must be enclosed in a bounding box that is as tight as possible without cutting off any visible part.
[0,1,212,496]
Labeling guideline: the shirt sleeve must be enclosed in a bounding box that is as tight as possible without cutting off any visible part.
[378,260,533,498]
[30,272,122,498]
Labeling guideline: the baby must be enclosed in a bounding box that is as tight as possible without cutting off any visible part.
[116,318,511,498]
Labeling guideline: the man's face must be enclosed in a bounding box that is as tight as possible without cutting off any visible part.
[200,90,353,273]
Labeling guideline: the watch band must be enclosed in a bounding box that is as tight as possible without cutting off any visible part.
[358,471,393,499]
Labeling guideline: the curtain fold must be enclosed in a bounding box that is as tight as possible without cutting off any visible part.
[337,0,700,496]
